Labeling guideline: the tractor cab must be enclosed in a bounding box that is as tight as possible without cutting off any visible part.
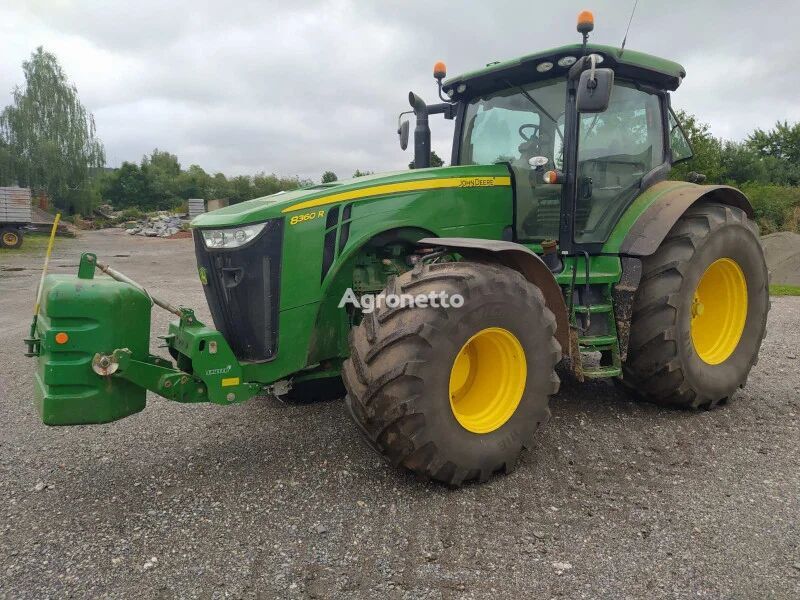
[405,11,694,253]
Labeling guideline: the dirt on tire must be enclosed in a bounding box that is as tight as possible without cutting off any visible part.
[343,260,561,486]
[621,202,769,408]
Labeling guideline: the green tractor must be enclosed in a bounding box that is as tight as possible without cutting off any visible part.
[26,12,769,486]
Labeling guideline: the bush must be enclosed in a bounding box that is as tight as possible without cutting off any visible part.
[739,183,800,234]
[117,207,145,221]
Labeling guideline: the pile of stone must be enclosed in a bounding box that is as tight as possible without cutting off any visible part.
[125,212,188,237]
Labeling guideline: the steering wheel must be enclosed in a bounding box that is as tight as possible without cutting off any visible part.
[518,123,540,142]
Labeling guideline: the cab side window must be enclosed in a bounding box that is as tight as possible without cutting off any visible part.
[669,109,693,163]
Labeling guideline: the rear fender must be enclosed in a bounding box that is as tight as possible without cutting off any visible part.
[612,182,754,256]
[605,182,754,360]
[417,237,569,355]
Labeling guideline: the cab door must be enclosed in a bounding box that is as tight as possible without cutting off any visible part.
[457,79,568,242]
[571,81,666,248]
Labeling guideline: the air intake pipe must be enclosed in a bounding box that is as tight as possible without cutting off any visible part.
[409,92,430,169]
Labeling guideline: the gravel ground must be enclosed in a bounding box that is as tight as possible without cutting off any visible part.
[1,229,798,599]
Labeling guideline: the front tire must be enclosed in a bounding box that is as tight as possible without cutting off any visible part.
[343,261,561,486]
[622,202,769,408]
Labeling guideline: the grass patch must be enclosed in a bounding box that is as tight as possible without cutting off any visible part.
[0,232,52,255]
[770,284,800,296]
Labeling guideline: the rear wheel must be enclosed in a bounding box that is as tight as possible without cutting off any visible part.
[343,260,561,486]
[621,202,769,408]
[0,227,23,249]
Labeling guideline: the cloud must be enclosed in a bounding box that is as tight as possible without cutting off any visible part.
[1,0,799,180]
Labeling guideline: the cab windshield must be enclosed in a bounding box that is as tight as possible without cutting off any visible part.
[459,79,566,169]
[459,78,567,241]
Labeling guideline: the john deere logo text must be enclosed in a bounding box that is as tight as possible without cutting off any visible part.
[459,177,495,187]
[206,365,232,376]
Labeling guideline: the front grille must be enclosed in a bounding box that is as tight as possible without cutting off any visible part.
[193,219,284,362]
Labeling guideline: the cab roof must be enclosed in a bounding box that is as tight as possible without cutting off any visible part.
[443,43,686,99]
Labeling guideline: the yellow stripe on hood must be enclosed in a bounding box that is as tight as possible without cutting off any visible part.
[281,176,511,213]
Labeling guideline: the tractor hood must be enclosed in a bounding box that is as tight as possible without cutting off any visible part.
[190,164,511,228]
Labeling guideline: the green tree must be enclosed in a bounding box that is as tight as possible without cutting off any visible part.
[209,172,231,200]
[229,175,253,204]
[146,148,181,177]
[747,121,800,163]
[669,110,723,183]
[0,47,105,214]
[177,164,212,200]
[321,170,338,183]
[746,121,800,185]
[718,141,768,184]
[408,150,445,169]
[0,139,13,186]
[103,161,156,209]
[353,169,373,177]
[141,148,181,206]
[252,172,283,197]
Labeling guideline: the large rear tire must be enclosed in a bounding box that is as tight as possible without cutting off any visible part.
[621,202,769,408]
[342,261,561,486]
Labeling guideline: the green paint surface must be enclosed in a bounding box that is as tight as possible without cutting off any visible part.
[198,164,516,384]
[444,43,685,91]
[34,274,152,425]
[601,180,694,254]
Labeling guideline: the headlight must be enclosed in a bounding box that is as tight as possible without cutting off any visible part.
[201,222,267,249]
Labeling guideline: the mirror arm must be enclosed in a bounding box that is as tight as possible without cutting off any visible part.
[436,79,452,103]
[426,102,457,119]
[568,56,590,81]
[397,110,413,131]
[568,54,603,81]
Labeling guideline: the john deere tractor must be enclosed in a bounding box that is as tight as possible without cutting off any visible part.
[26,12,769,486]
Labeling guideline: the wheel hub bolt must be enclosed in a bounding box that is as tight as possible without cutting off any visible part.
[691,299,704,317]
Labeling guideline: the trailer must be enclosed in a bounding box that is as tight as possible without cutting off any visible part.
[0,186,32,249]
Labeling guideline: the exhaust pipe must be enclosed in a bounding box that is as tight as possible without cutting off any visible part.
[408,92,430,169]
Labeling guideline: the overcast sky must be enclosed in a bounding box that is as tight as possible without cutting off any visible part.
[2,0,799,181]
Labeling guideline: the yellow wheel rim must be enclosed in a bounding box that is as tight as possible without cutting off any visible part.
[2,232,18,246]
[690,258,747,365]
[448,327,527,434]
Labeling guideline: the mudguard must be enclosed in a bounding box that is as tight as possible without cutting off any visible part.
[417,237,569,355]
[611,182,754,256]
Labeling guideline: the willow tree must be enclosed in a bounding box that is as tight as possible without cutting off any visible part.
[0,47,105,213]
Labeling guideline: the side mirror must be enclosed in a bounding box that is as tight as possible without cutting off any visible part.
[576,68,614,113]
[398,119,410,150]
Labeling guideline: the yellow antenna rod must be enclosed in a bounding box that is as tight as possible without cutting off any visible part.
[33,213,61,317]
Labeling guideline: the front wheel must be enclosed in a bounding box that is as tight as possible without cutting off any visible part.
[342,261,561,486]
[621,202,769,408]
